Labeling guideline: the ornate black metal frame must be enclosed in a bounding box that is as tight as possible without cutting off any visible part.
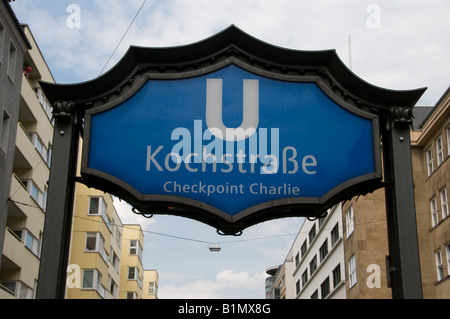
[41,25,425,235]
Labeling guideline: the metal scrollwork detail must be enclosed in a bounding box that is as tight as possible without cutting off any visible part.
[53,101,76,122]
[387,106,414,130]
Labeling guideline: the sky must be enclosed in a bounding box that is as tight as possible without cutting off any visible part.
[9,0,450,299]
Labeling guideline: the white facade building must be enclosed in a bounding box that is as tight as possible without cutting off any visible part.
[286,204,346,299]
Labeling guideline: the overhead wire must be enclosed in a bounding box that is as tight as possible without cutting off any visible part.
[98,0,147,76]
[11,195,443,246]
[73,215,210,244]
[72,215,300,245]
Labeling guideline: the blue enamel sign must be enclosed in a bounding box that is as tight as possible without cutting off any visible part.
[84,64,380,220]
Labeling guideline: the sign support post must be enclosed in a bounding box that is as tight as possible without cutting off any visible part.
[36,101,79,299]
[383,107,423,299]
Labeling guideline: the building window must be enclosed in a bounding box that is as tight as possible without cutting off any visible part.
[21,180,47,211]
[128,266,141,287]
[148,282,157,295]
[128,267,136,280]
[332,264,341,288]
[309,255,317,276]
[82,269,103,296]
[1,108,11,153]
[129,239,143,260]
[440,188,449,219]
[127,291,137,299]
[426,147,434,176]
[25,231,42,257]
[346,206,354,238]
[116,228,122,247]
[436,136,444,166]
[7,40,17,82]
[85,233,98,251]
[446,244,450,276]
[301,269,308,287]
[11,229,42,257]
[82,270,94,289]
[89,196,113,232]
[129,240,137,254]
[83,269,102,289]
[308,224,316,244]
[435,250,444,281]
[109,278,118,299]
[271,288,280,299]
[36,88,53,120]
[0,21,5,64]
[446,126,450,156]
[331,222,340,246]
[348,255,357,288]
[28,133,51,167]
[295,279,300,295]
[430,197,439,227]
[318,215,326,228]
[301,240,307,257]
[319,239,328,262]
[295,252,300,267]
[89,197,106,215]
[320,277,330,299]
[310,289,319,299]
[111,250,120,272]
[85,232,108,261]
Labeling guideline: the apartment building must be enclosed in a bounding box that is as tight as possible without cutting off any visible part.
[342,192,392,298]
[119,224,145,299]
[411,87,450,298]
[65,183,124,299]
[267,87,450,299]
[143,269,159,299]
[65,176,159,300]
[265,265,281,299]
[0,22,54,298]
[0,0,30,271]
[267,205,346,299]
[0,7,158,299]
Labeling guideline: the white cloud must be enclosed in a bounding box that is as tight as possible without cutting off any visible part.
[11,0,450,104]
[159,269,267,299]
[216,269,265,287]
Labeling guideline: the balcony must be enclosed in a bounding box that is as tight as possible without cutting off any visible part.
[20,74,52,128]
[2,227,26,267]
[13,123,50,198]
[8,174,32,218]
[0,281,33,299]
[1,228,40,290]
[0,283,17,299]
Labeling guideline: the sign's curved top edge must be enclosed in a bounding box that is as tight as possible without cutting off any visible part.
[40,25,426,109]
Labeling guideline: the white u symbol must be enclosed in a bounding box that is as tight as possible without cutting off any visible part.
[206,79,259,141]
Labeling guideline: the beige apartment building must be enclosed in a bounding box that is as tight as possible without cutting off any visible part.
[0,24,54,299]
[119,224,145,299]
[268,87,450,299]
[0,21,159,300]
[143,269,159,299]
[66,176,160,299]
[65,183,124,299]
